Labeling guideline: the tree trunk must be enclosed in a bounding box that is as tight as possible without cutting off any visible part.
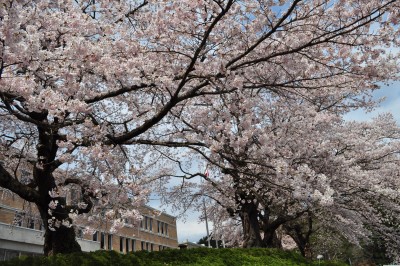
[283,213,313,259]
[291,236,312,259]
[239,202,263,248]
[304,242,313,259]
[259,207,282,249]
[263,228,282,248]
[43,224,81,256]
[33,125,83,256]
[292,234,306,257]
[37,199,81,256]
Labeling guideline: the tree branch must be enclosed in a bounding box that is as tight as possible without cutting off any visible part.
[0,163,40,202]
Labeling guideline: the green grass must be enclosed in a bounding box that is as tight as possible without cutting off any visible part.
[0,248,347,266]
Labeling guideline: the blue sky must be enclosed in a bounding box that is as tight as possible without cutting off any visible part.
[344,82,400,123]
[149,83,400,244]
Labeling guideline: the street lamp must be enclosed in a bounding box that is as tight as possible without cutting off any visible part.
[317,255,323,266]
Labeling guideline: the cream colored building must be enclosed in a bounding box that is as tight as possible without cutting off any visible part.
[0,187,178,260]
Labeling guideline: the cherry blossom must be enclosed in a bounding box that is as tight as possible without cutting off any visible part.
[1,0,400,256]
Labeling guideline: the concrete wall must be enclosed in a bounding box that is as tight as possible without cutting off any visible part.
[0,222,44,254]
[0,222,99,254]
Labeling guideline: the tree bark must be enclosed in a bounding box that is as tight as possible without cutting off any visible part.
[263,228,282,248]
[43,224,81,256]
[283,212,313,259]
[32,122,82,255]
[288,231,313,259]
[239,201,263,248]
[37,200,81,256]
[259,207,282,248]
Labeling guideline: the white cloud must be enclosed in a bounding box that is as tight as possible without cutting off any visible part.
[176,218,209,243]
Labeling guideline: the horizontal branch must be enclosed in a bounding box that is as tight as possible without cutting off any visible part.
[0,164,40,202]
[85,83,154,104]
[124,139,206,147]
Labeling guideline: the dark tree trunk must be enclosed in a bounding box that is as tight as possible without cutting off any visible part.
[32,121,82,255]
[263,228,282,248]
[259,207,282,248]
[304,243,312,259]
[34,170,82,256]
[283,212,313,259]
[37,201,81,256]
[288,231,312,259]
[43,224,81,256]
[239,202,263,248]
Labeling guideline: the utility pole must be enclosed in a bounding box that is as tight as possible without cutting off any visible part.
[202,164,211,248]
[203,198,211,248]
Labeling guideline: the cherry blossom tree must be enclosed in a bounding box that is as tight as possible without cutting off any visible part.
[159,107,400,260]
[138,0,400,256]
[0,0,240,255]
[1,0,400,256]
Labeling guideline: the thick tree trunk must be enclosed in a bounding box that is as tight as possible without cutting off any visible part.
[290,234,312,259]
[263,228,282,248]
[33,123,82,255]
[37,199,81,256]
[239,202,263,248]
[304,242,313,259]
[35,174,85,256]
[43,224,81,256]
[283,213,313,259]
[259,207,282,248]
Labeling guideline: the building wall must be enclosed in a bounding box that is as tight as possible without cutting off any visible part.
[84,206,178,252]
[0,188,178,259]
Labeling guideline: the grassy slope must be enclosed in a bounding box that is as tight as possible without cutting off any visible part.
[0,248,347,266]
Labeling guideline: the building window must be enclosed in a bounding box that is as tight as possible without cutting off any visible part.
[159,245,162,251]
[151,243,154,252]
[120,237,124,252]
[125,238,129,253]
[157,221,160,233]
[107,234,113,250]
[101,232,105,249]
[140,219,143,228]
[161,222,164,235]
[149,218,153,231]
[144,216,148,230]
[146,242,149,251]
[141,241,145,251]
[165,224,168,236]
[93,231,98,242]
[131,239,136,252]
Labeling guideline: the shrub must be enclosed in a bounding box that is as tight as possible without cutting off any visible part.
[0,248,347,266]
